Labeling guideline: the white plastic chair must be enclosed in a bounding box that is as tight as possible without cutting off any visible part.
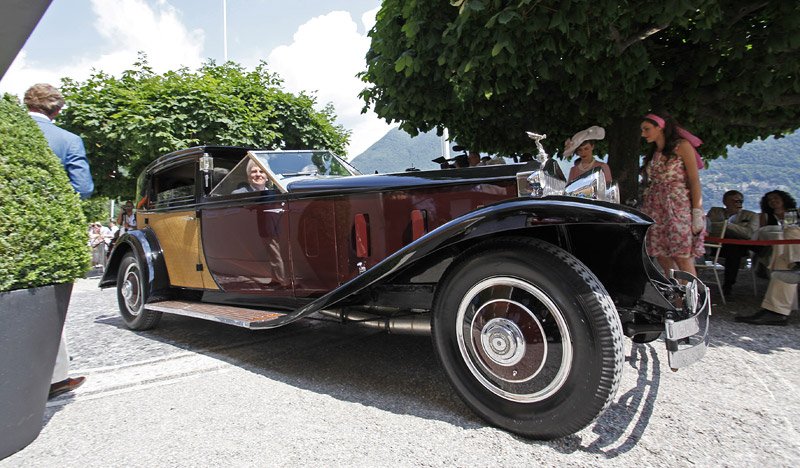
[696,220,727,304]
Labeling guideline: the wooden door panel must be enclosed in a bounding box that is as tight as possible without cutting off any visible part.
[142,211,216,289]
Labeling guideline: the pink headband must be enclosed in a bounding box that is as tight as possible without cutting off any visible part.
[644,113,665,128]
[644,113,705,170]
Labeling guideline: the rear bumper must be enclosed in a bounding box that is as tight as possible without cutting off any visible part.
[664,270,711,369]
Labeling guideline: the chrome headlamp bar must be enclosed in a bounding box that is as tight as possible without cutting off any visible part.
[517,167,620,203]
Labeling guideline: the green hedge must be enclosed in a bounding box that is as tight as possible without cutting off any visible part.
[0,95,89,291]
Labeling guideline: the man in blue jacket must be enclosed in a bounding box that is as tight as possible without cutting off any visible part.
[24,83,93,199]
[24,83,91,398]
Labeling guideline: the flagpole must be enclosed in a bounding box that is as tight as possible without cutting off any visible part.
[222,0,228,61]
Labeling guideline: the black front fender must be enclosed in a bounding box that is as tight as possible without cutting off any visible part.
[99,229,170,298]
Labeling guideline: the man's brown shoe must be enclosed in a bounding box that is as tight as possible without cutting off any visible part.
[48,376,86,399]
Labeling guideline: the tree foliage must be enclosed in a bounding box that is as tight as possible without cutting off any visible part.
[361,0,800,197]
[59,58,351,198]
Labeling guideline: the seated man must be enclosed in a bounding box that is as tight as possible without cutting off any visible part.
[736,226,800,325]
[707,190,759,294]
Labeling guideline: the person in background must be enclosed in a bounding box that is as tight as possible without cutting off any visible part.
[754,190,797,274]
[564,126,612,183]
[100,220,114,246]
[431,156,451,169]
[24,83,89,399]
[467,151,481,167]
[89,222,105,268]
[639,112,705,278]
[451,154,469,168]
[736,225,800,326]
[759,190,796,227]
[482,154,506,166]
[24,83,93,199]
[117,200,137,232]
[706,190,759,294]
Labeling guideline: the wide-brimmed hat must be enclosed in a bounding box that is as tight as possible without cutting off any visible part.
[563,126,605,157]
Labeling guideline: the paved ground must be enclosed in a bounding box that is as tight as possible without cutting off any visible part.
[2,273,799,467]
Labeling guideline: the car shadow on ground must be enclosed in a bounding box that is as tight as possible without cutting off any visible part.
[93,311,666,448]
[547,343,661,456]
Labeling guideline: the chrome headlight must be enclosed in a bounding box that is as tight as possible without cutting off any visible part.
[603,182,620,204]
[517,170,566,197]
[565,170,606,199]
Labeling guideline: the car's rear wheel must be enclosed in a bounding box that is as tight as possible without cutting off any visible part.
[116,252,161,330]
[432,238,624,439]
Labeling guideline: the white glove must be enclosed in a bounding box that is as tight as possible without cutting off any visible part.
[691,208,705,235]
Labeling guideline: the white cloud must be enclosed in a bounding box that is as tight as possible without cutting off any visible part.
[1,2,389,157]
[268,8,391,157]
[0,0,204,97]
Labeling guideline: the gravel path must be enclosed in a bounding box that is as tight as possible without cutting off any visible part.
[2,275,798,467]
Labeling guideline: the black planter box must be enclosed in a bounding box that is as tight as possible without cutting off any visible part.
[0,283,72,460]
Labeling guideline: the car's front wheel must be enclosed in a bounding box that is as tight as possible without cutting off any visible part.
[432,238,624,439]
[116,252,161,330]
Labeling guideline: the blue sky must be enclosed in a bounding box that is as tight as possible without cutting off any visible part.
[1,0,390,156]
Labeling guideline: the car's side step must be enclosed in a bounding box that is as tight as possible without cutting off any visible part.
[145,300,286,329]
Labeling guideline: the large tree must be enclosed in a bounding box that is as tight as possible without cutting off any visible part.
[361,0,800,198]
[59,58,350,199]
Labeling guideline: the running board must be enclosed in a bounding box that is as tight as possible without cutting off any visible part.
[145,300,286,329]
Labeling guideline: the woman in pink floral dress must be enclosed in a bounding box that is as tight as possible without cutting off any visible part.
[640,113,705,277]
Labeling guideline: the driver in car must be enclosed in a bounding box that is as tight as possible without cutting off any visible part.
[232,159,269,193]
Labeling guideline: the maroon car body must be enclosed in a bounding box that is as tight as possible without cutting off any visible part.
[101,146,710,439]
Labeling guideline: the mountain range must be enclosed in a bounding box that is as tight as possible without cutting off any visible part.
[351,128,800,213]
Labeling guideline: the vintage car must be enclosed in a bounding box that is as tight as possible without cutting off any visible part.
[101,144,710,439]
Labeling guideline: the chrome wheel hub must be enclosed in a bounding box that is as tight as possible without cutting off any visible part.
[456,277,573,403]
[481,318,525,366]
[122,280,133,301]
[121,263,142,316]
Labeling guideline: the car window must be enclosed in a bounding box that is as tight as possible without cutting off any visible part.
[151,161,195,209]
[209,154,277,196]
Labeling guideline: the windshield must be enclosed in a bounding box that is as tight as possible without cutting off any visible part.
[251,150,359,181]
[209,150,359,195]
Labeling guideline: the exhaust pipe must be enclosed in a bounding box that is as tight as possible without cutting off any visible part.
[319,309,431,336]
